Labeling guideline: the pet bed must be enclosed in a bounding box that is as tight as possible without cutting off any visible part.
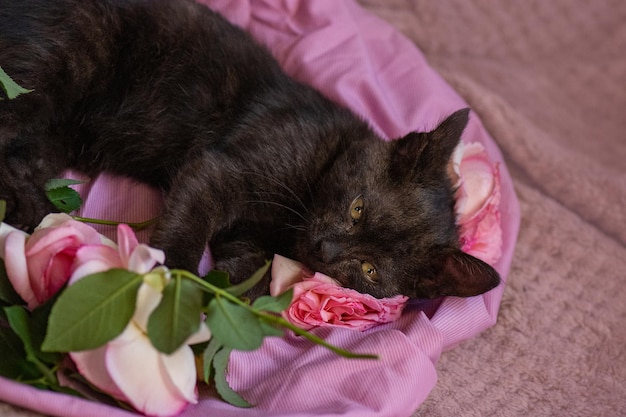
[0,1,521,416]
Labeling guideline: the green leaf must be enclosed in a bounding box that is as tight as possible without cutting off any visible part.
[259,322,284,338]
[0,199,6,222]
[4,306,36,359]
[250,290,292,338]
[251,289,293,313]
[4,306,59,384]
[147,275,203,354]
[45,185,83,213]
[0,66,33,100]
[213,347,252,408]
[202,270,232,288]
[0,259,24,305]
[0,325,39,380]
[199,270,231,306]
[205,297,264,351]
[42,269,142,352]
[30,299,63,364]
[223,260,271,297]
[44,178,84,191]
[201,338,222,383]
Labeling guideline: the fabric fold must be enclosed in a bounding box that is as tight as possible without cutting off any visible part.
[0,1,519,416]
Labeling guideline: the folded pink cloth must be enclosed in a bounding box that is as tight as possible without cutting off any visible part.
[0,1,520,416]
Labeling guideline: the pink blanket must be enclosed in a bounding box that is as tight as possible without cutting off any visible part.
[0,1,519,416]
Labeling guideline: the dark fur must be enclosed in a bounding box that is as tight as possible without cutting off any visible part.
[0,0,499,299]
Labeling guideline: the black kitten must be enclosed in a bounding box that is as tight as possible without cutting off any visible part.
[0,0,499,299]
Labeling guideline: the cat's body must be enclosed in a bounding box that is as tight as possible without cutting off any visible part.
[0,0,499,299]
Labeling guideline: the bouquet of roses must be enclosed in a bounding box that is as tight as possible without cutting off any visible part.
[1,68,378,416]
[0,206,383,416]
[0,67,502,417]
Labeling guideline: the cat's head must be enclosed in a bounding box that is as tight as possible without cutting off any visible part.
[296,108,500,299]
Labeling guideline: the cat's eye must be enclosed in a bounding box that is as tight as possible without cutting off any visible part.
[361,261,378,282]
[349,195,364,224]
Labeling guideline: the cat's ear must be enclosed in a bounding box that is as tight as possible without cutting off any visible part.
[390,108,470,180]
[427,247,501,298]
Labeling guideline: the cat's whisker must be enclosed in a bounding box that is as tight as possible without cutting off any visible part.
[278,224,306,233]
[283,223,306,232]
[248,188,312,222]
[244,171,309,213]
[244,199,308,222]
[305,178,315,205]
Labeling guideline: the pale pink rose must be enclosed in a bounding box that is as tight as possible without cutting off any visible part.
[1,216,210,415]
[270,254,313,296]
[1,214,107,309]
[70,276,211,417]
[69,224,211,417]
[69,223,164,284]
[452,142,503,265]
[271,255,408,331]
[459,198,502,265]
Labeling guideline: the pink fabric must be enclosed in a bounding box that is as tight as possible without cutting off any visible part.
[0,1,520,416]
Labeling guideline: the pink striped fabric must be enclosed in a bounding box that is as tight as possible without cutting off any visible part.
[0,1,520,416]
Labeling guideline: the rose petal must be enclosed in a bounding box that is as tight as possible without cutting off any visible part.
[455,143,498,221]
[461,204,503,264]
[185,322,212,345]
[69,245,123,284]
[459,158,496,221]
[459,162,502,264]
[270,254,309,296]
[0,222,23,259]
[36,246,77,304]
[28,220,103,255]
[117,224,139,268]
[69,346,126,401]
[25,221,102,289]
[132,283,164,333]
[4,232,37,308]
[160,343,199,404]
[127,244,165,274]
[25,235,78,285]
[286,273,408,331]
[448,140,465,185]
[35,213,74,229]
[106,325,189,417]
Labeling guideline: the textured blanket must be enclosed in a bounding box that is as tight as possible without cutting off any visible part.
[357,1,626,416]
[2,0,624,416]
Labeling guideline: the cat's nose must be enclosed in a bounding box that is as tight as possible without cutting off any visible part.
[314,240,343,263]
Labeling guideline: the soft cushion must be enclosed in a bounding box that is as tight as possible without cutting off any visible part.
[0,1,520,416]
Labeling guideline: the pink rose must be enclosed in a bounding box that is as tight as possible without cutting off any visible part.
[452,142,503,265]
[1,216,210,416]
[69,222,165,284]
[71,276,211,417]
[69,224,211,417]
[1,214,108,309]
[271,255,408,331]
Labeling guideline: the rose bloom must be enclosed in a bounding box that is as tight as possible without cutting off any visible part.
[451,141,503,265]
[68,223,211,417]
[271,255,408,331]
[1,214,113,309]
[1,216,209,416]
